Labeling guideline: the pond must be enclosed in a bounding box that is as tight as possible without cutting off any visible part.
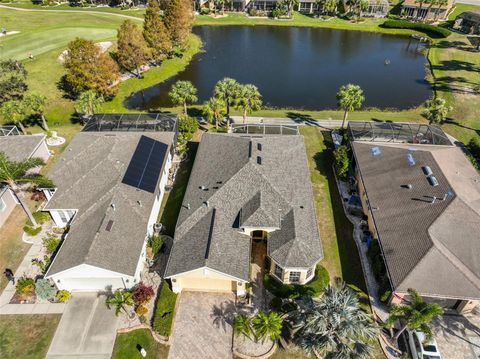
[125,26,431,111]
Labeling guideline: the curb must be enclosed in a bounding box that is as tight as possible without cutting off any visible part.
[233,342,277,359]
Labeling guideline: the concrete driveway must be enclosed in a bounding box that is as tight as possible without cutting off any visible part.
[46,293,119,359]
[168,292,236,359]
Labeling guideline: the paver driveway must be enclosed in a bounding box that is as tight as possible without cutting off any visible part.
[168,291,236,359]
[46,293,119,359]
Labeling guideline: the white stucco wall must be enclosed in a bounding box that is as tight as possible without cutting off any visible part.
[0,189,18,228]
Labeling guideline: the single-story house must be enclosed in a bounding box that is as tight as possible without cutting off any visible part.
[401,0,454,21]
[453,10,480,34]
[0,128,50,228]
[361,0,389,18]
[165,133,323,295]
[349,122,480,313]
[43,114,177,292]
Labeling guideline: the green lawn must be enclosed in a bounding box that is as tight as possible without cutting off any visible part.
[0,314,61,359]
[112,329,169,359]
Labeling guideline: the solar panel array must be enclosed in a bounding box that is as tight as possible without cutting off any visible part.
[122,136,168,193]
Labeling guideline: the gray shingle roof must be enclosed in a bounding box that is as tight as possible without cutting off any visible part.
[352,141,480,299]
[0,134,46,162]
[45,131,174,277]
[165,133,323,281]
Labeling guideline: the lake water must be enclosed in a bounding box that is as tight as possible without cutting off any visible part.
[125,26,431,111]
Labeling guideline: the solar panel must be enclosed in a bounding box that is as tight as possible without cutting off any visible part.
[122,135,168,193]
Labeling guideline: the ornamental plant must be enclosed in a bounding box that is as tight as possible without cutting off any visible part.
[35,279,56,300]
[56,290,72,303]
[16,277,35,295]
[136,305,148,317]
[132,282,155,305]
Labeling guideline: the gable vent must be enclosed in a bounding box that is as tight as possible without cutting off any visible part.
[257,156,262,165]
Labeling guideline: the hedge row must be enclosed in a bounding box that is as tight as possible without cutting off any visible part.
[382,19,451,38]
[152,283,177,337]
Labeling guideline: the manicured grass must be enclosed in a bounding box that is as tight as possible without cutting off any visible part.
[300,126,366,291]
[101,35,202,113]
[152,283,177,337]
[448,3,480,20]
[0,207,31,291]
[112,329,169,359]
[0,314,61,359]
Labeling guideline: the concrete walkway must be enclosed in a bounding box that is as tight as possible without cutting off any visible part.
[46,293,119,359]
[0,4,144,21]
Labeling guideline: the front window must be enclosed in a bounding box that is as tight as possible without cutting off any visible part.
[306,267,314,279]
[289,271,301,284]
[274,264,283,280]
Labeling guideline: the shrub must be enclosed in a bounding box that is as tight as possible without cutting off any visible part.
[333,145,349,180]
[264,265,330,299]
[200,7,210,15]
[23,225,42,236]
[42,233,61,254]
[178,114,199,140]
[468,137,480,159]
[153,283,177,336]
[16,277,35,294]
[56,289,71,302]
[136,305,148,316]
[147,234,164,256]
[248,7,258,16]
[35,279,56,300]
[381,20,451,38]
[31,191,46,202]
[33,211,50,225]
[132,282,155,305]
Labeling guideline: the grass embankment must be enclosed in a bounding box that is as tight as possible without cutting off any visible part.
[112,329,169,359]
[0,314,61,359]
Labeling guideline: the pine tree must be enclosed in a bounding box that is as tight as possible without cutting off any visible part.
[143,0,173,62]
[117,20,151,77]
[163,0,194,49]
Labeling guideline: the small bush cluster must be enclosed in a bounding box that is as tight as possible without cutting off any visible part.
[16,277,35,295]
[367,239,392,303]
[153,283,177,336]
[32,211,50,225]
[56,289,72,302]
[35,279,56,300]
[200,8,210,15]
[147,234,164,256]
[132,282,155,306]
[42,233,61,254]
[333,145,349,180]
[23,225,42,236]
[381,20,451,38]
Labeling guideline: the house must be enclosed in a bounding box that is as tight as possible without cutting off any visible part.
[349,122,480,313]
[42,114,177,292]
[165,132,323,295]
[361,0,389,18]
[401,0,454,21]
[454,10,480,35]
[0,127,50,228]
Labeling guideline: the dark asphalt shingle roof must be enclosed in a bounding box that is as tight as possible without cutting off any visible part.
[165,133,323,281]
[0,134,46,162]
[352,141,480,299]
[45,131,174,277]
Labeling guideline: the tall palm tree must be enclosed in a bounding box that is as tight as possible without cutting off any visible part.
[234,314,254,340]
[25,93,48,131]
[288,280,378,358]
[203,97,226,129]
[422,97,451,124]
[283,0,299,17]
[169,81,198,115]
[76,90,104,120]
[214,78,239,117]
[0,100,28,134]
[235,84,262,124]
[252,311,283,342]
[105,290,135,317]
[385,288,443,342]
[336,83,365,128]
[433,0,448,21]
[0,153,53,227]
[414,0,426,20]
[215,0,226,14]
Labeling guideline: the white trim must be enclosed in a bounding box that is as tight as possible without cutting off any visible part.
[45,263,132,279]
[0,197,6,212]
[166,266,248,283]
[27,135,48,159]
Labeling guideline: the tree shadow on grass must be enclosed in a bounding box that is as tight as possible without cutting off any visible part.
[311,130,367,293]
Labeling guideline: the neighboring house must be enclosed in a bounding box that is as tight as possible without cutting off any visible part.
[196,0,320,13]
[165,133,323,295]
[401,0,454,21]
[349,122,480,313]
[42,114,177,292]
[0,127,50,228]
[361,0,389,18]
[454,10,480,35]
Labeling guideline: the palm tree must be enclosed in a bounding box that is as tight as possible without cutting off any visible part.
[76,91,104,120]
[0,100,28,134]
[433,0,448,21]
[105,290,135,317]
[25,93,48,131]
[288,280,378,358]
[234,314,254,340]
[252,311,283,342]
[336,83,365,128]
[385,288,443,342]
[169,81,198,115]
[422,97,451,124]
[414,0,426,20]
[214,77,240,117]
[203,97,226,129]
[215,0,225,14]
[235,84,262,124]
[283,0,299,17]
[0,153,53,227]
